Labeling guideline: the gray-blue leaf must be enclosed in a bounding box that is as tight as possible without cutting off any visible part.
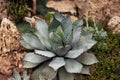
[55,45,71,56]
[54,12,64,22]
[23,70,30,80]
[65,59,83,73]
[65,49,84,58]
[23,61,40,68]
[72,19,83,29]
[76,53,99,65]
[49,57,65,71]
[80,66,90,75]
[8,78,16,80]
[71,27,82,47]
[61,16,72,44]
[20,40,33,50]
[23,52,49,64]
[35,50,55,58]
[35,19,51,48]
[22,33,45,50]
[49,12,63,32]
[13,69,21,80]
[31,62,57,80]
[58,68,74,80]
[78,36,97,51]
[49,32,62,44]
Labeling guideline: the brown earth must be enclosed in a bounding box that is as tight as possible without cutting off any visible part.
[47,0,120,21]
[0,0,120,79]
[75,0,120,21]
[0,0,8,19]
[0,18,26,79]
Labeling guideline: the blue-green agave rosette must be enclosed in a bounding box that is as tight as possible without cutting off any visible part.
[8,69,30,80]
[20,13,98,80]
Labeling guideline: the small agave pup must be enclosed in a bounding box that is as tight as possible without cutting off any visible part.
[8,69,30,80]
[20,13,98,80]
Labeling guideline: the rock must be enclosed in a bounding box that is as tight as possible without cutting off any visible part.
[0,18,26,75]
[0,18,21,53]
[0,0,8,19]
[46,0,76,15]
[108,16,120,33]
[75,0,120,20]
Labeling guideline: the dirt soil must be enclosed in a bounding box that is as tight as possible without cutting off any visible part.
[47,0,120,21]
[0,18,26,79]
[75,0,120,21]
[0,0,120,80]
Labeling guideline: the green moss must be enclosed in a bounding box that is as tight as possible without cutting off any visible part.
[82,16,120,79]
[84,28,120,80]
[86,52,120,80]
[8,0,28,23]
[91,31,120,54]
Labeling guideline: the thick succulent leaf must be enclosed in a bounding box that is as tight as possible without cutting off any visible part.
[65,49,84,58]
[72,19,83,29]
[55,45,71,56]
[22,33,45,50]
[35,32,51,49]
[49,32,62,50]
[79,39,96,50]
[13,69,21,80]
[54,12,64,22]
[81,32,93,39]
[71,27,82,47]
[72,19,83,47]
[65,59,83,73]
[23,70,29,80]
[49,57,65,71]
[83,26,94,32]
[49,13,63,32]
[35,50,55,57]
[53,76,58,80]
[23,61,40,68]
[66,36,96,58]
[76,53,99,65]
[58,68,74,80]
[20,40,33,49]
[56,26,64,38]
[31,62,57,80]
[49,32,62,44]
[35,19,48,38]
[76,36,97,51]
[23,52,49,64]
[35,19,51,48]
[80,66,90,75]
[61,16,72,35]
[61,16,72,44]
[8,78,16,80]
[49,17,60,32]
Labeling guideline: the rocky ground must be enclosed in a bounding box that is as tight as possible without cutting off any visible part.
[0,0,120,80]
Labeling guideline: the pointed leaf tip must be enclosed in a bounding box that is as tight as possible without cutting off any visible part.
[76,53,99,65]
[35,50,55,57]
[59,68,74,80]
[49,57,65,71]
[65,59,83,73]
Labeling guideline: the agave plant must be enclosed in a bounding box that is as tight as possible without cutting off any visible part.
[8,69,29,80]
[83,12,107,40]
[20,13,98,80]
